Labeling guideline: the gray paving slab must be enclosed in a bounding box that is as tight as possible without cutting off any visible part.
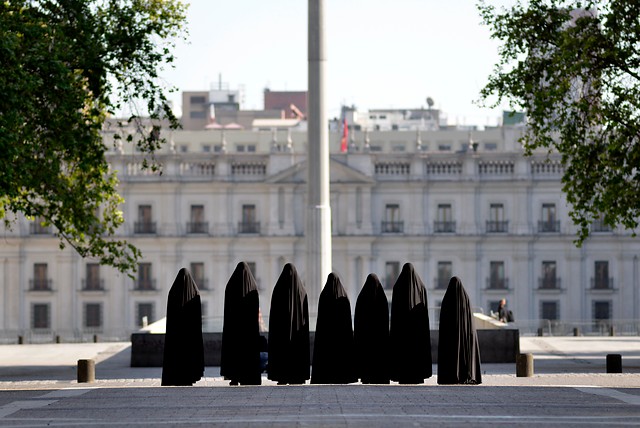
[0,384,639,427]
[1,337,640,388]
[0,337,638,427]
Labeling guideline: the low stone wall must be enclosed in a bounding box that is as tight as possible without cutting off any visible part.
[131,332,223,367]
[473,313,509,329]
[132,328,519,367]
[429,329,519,363]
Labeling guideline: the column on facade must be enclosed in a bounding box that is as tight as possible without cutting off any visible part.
[474,241,483,313]
[358,186,373,235]
[634,255,639,321]
[579,246,587,321]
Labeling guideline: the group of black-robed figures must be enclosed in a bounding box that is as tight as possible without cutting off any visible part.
[160,262,482,386]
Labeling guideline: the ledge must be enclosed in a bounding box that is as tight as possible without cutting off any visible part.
[587,288,618,294]
[536,288,564,294]
[131,328,519,367]
[483,288,511,294]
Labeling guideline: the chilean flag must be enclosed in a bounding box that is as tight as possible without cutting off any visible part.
[340,117,348,153]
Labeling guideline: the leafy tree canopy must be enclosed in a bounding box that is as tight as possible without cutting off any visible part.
[0,0,187,275]
[478,0,640,244]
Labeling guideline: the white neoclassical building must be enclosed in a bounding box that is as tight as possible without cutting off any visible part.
[1,120,639,341]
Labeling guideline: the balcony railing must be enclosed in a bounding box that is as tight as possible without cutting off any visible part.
[194,278,209,290]
[433,221,456,233]
[186,222,209,234]
[486,220,509,233]
[82,279,105,291]
[591,277,614,290]
[134,222,157,234]
[238,221,260,234]
[30,223,51,235]
[486,277,509,290]
[591,219,613,233]
[538,220,560,233]
[29,279,53,291]
[134,279,156,291]
[381,221,404,233]
[375,162,410,176]
[434,277,449,290]
[538,277,562,290]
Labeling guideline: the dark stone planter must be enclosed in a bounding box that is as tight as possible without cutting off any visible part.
[131,329,519,367]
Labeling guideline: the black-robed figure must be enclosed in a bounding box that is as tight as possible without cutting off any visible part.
[220,261,262,385]
[437,276,482,385]
[161,268,205,386]
[389,263,432,384]
[311,273,357,384]
[354,273,390,384]
[268,263,310,384]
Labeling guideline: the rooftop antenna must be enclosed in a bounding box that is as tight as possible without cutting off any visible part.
[426,97,434,110]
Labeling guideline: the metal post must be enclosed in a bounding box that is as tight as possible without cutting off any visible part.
[606,354,622,373]
[77,359,95,383]
[307,0,332,318]
[516,353,534,377]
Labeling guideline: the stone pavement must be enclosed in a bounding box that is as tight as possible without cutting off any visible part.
[0,337,638,426]
[1,336,639,388]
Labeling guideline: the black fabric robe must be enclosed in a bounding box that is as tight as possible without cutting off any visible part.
[311,273,357,384]
[389,262,432,384]
[267,263,310,384]
[437,276,482,385]
[220,261,262,385]
[354,273,390,384]
[161,268,204,386]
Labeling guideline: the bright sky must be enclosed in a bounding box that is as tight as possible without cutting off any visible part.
[161,0,515,127]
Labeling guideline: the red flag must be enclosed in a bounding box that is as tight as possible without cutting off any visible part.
[340,117,348,152]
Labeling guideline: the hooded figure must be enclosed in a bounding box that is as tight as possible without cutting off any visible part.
[389,263,432,384]
[220,261,262,385]
[161,268,204,386]
[354,273,390,384]
[437,276,482,385]
[311,273,357,384]
[268,263,310,384]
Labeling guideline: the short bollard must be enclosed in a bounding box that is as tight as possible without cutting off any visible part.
[606,354,622,373]
[609,326,616,337]
[77,359,95,383]
[55,335,61,344]
[93,334,98,343]
[516,353,534,377]
[573,327,580,337]
[18,336,23,345]
[537,328,543,337]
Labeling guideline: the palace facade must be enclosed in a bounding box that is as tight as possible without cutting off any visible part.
[1,115,638,341]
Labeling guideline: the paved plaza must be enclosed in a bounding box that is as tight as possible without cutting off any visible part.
[0,337,638,426]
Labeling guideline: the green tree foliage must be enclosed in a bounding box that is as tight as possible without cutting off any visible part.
[0,0,187,275]
[478,0,640,244]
